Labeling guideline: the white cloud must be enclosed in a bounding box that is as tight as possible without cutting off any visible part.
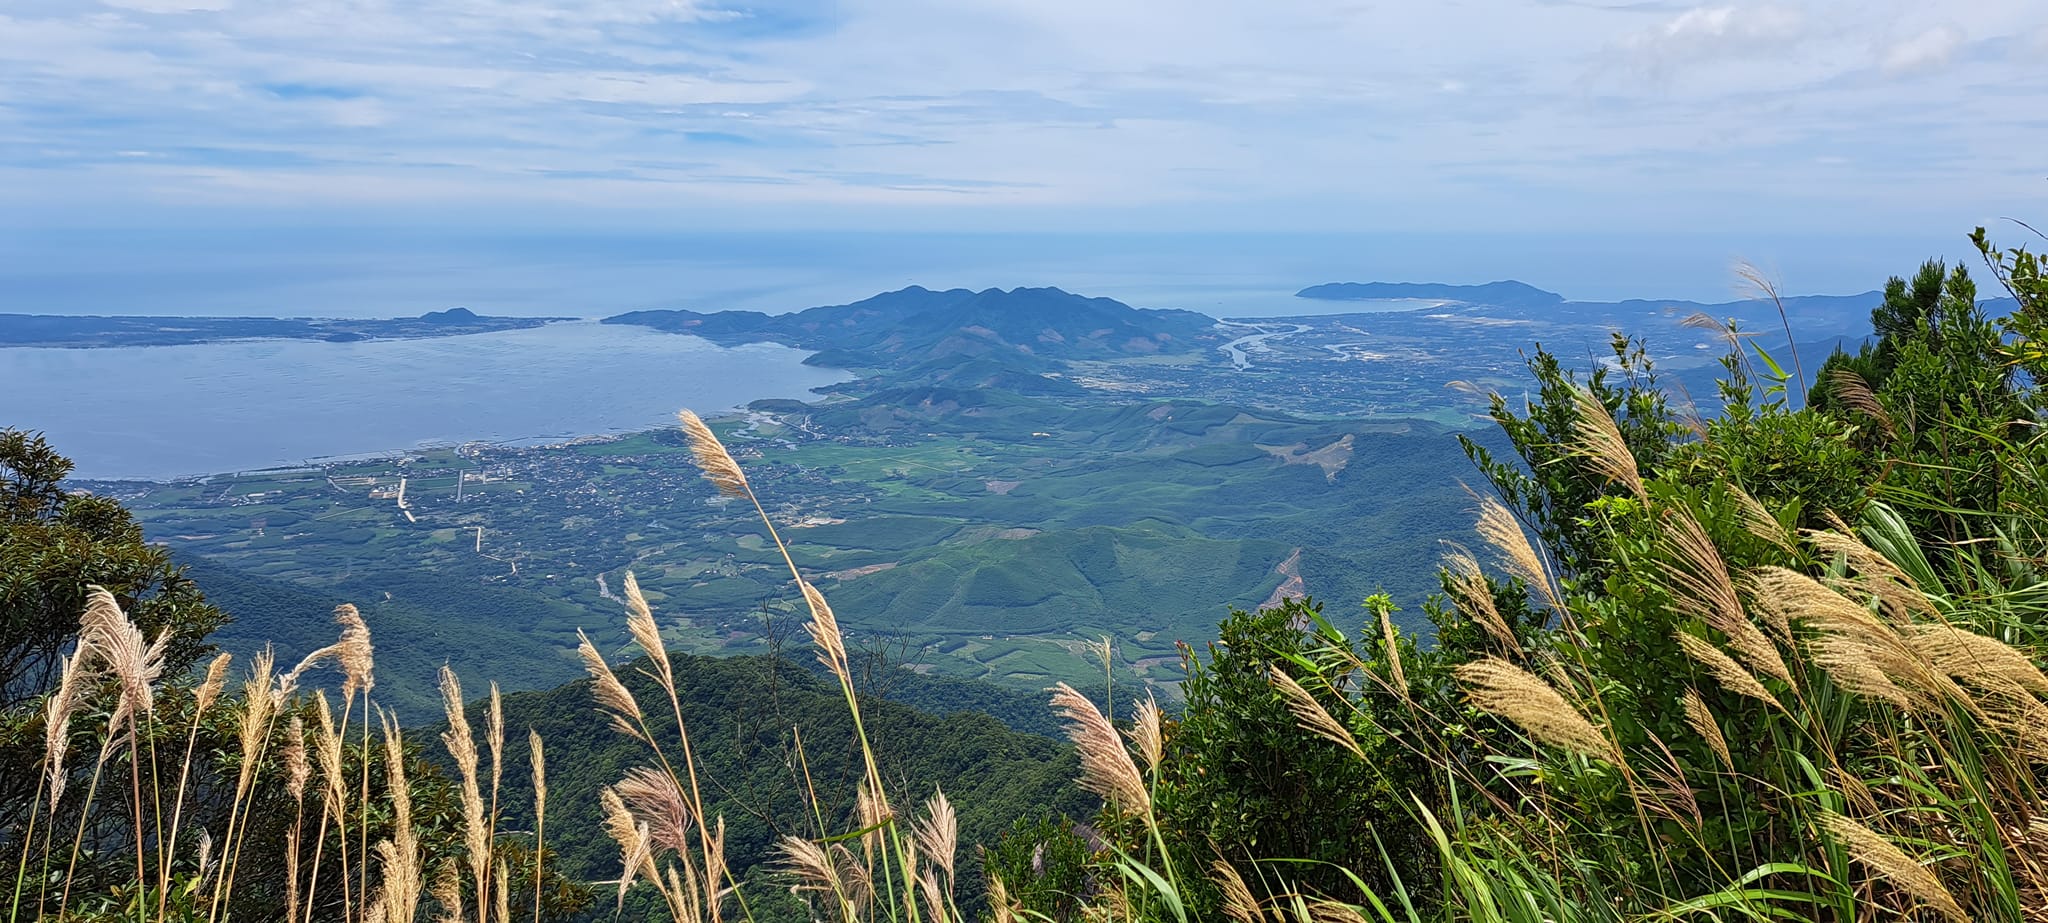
[1625,4,1808,62]
[0,0,2043,232]
[1880,24,1964,74]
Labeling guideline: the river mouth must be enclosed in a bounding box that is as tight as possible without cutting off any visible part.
[1215,320,1312,370]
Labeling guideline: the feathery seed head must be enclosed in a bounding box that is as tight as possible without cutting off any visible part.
[1680,688,1732,771]
[678,410,750,498]
[1211,860,1262,923]
[195,652,232,716]
[1661,507,1794,687]
[1567,384,1645,500]
[1443,546,1518,651]
[1128,695,1165,772]
[1269,666,1364,759]
[42,650,90,809]
[1821,812,1966,922]
[81,586,168,725]
[1455,657,1619,763]
[1827,367,1896,438]
[1051,682,1150,814]
[284,715,310,801]
[620,570,674,691]
[1675,632,1783,711]
[616,766,695,856]
[915,788,959,881]
[334,603,375,698]
[1472,494,1563,612]
[1728,484,1793,551]
[798,579,850,682]
[576,629,646,742]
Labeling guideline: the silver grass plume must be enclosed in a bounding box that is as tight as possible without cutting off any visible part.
[914,787,958,882]
[1660,506,1794,687]
[1472,494,1563,612]
[1680,688,1732,771]
[42,648,90,809]
[575,629,646,742]
[1567,384,1645,500]
[373,710,421,923]
[616,766,695,856]
[1674,632,1784,712]
[1455,657,1619,764]
[437,666,490,919]
[1443,546,1518,651]
[1127,694,1165,773]
[81,585,169,726]
[1821,812,1966,922]
[678,409,750,499]
[1051,682,1149,815]
[1268,666,1364,759]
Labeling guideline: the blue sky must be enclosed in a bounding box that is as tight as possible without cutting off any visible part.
[0,0,2044,236]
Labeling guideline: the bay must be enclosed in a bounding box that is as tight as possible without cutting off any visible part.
[0,321,851,480]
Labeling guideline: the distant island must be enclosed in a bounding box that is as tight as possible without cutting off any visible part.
[604,285,1222,392]
[0,306,569,348]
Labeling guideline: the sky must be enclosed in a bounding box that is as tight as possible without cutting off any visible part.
[1,0,2044,233]
[1,0,2046,317]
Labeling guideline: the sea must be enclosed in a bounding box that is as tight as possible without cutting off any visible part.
[0,323,850,481]
[0,227,1973,479]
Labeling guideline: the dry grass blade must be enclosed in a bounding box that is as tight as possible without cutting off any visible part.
[1675,632,1784,711]
[1268,666,1364,759]
[1681,688,1733,771]
[1455,657,1619,763]
[1473,494,1563,612]
[678,409,750,498]
[1051,682,1150,814]
[1662,507,1794,687]
[1827,367,1896,437]
[1821,812,1967,922]
[1127,695,1164,773]
[1376,603,1409,694]
[1567,384,1645,499]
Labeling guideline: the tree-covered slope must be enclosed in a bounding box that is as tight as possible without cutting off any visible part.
[477,652,1091,915]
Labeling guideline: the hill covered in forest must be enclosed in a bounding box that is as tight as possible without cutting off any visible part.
[603,285,1222,371]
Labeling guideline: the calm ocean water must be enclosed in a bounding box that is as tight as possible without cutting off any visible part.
[0,322,851,480]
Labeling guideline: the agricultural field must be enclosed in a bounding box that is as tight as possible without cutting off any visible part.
[99,390,1494,700]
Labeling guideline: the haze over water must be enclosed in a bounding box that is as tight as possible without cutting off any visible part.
[1,321,850,481]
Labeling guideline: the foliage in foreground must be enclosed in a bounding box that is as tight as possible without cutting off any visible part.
[1007,225,2048,923]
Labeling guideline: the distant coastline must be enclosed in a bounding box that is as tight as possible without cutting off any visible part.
[0,306,572,349]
